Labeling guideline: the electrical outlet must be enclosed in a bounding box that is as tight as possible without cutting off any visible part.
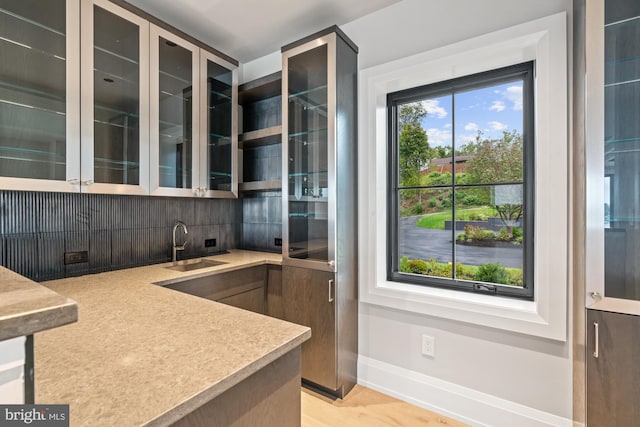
[205,239,216,248]
[274,238,282,247]
[421,334,435,357]
[64,251,88,265]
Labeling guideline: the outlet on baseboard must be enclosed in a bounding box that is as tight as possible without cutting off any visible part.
[274,238,282,247]
[421,334,435,357]
[205,239,217,248]
[64,251,88,265]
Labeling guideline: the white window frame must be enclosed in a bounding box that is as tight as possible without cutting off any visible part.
[358,12,568,340]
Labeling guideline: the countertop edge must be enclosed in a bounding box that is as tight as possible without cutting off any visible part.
[0,299,78,341]
[145,327,312,427]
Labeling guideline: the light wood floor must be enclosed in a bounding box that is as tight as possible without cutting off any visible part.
[301,385,468,427]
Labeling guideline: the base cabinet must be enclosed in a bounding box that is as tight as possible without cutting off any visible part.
[587,309,640,426]
[283,266,336,391]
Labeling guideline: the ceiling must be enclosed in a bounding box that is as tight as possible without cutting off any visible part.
[126,0,401,63]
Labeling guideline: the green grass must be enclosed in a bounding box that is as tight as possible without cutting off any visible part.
[415,207,498,230]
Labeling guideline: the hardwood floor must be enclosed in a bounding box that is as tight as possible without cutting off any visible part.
[301,385,469,427]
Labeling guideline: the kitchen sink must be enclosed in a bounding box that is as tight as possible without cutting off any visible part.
[164,259,227,272]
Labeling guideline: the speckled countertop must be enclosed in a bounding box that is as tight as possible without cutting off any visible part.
[0,267,77,341]
[34,250,311,427]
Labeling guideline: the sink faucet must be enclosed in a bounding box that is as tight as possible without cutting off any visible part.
[172,221,188,262]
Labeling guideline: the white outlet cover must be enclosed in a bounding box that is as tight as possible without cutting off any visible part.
[421,334,435,357]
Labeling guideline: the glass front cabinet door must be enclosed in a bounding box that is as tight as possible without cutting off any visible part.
[0,0,80,192]
[150,24,237,198]
[80,0,149,194]
[282,28,358,274]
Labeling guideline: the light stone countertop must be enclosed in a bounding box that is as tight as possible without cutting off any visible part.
[0,267,77,341]
[34,250,311,427]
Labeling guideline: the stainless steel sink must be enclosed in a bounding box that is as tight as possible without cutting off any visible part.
[164,259,227,272]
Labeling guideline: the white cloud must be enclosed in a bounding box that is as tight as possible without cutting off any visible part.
[464,122,479,131]
[489,100,506,112]
[505,85,523,111]
[488,121,508,131]
[426,127,452,147]
[422,99,448,119]
[444,123,452,129]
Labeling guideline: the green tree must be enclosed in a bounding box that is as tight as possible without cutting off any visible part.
[398,103,430,187]
[465,130,523,183]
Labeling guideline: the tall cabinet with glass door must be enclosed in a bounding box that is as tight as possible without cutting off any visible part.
[281,27,358,398]
[585,0,640,424]
[0,0,80,192]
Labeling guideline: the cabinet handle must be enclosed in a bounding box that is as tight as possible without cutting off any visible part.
[593,321,599,358]
[328,279,334,303]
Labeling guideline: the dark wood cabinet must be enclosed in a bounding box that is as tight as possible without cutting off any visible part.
[587,309,640,426]
[283,266,337,391]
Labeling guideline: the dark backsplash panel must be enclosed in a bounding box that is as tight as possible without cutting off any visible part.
[242,191,282,253]
[0,191,242,282]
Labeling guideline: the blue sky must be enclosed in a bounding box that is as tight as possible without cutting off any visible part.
[419,80,524,149]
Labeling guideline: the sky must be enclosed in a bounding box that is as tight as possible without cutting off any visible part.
[419,80,524,150]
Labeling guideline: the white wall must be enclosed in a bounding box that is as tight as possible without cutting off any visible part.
[0,337,25,404]
[241,0,574,423]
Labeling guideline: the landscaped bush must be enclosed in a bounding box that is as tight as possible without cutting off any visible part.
[399,255,410,273]
[407,259,429,274]
[496,227,512,241]
[428,198,437,208]
[475,263,509,284]
[412,202,424,215]
[512,227,523,238]
[506,268,523,286]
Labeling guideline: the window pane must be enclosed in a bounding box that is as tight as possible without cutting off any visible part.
[454,81,524,185]
[398,189,453,279]
[454,185,524,287]
[206,60,233,191]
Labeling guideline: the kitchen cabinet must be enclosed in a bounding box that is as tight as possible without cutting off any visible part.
[0,0,237,197]
[164,266,266,315]
[586,309,640,426]
[283,266,337,391]
[281,26,358,397]
[0,0,80,192]
[80,0,149,195]
[150,24,238,198]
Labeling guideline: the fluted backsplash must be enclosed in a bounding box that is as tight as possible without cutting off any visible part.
[0,191,242,281]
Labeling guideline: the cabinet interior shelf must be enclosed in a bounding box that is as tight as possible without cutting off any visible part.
[0,7,65,37]
[238,71,281,105]
[288,195,327,202]
[239,125,282,149]
[239,179,282,192]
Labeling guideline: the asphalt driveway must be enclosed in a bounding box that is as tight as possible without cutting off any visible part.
[398,216,523,268]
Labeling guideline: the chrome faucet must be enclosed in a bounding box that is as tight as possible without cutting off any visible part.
[172,221,188,262]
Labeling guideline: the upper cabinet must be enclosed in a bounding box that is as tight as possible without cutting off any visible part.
[0,0,80,192]
[0,0,237,197]
[81,0,149,194]
[149,24,238,198]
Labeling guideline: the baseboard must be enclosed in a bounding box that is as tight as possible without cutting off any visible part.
[358,356,573,427]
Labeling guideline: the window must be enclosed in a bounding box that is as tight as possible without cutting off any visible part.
[387,62,534,299]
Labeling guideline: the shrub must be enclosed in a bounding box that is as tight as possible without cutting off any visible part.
[457,233,466,241]
[514,236,523,244]
[456,263,475,280]
[506,268,523,286]
[399,256,410,273]
[512,227,523,238]
[475,263,509,284]
[461,194,482,206]
[497,227,512,241]
[412,203,424,215]
[408,259,429,274]
[428,198,437,208]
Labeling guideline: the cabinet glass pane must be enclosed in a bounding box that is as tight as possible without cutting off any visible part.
[0,0,66,180]
[287,45,328,261]
[93,6,139,185]
[604,2,640,300]
[158,37,192,189]
[205,60,232,191]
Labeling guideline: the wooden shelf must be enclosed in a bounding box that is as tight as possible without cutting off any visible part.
[239,180,282,192]
[239,125,282,149]
[238,72,282,105]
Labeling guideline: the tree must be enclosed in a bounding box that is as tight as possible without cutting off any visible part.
[398,103,430,187]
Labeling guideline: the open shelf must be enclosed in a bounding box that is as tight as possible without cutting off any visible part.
[239,125,282,148]
[238,72,282,105]
[239,179,282,192]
